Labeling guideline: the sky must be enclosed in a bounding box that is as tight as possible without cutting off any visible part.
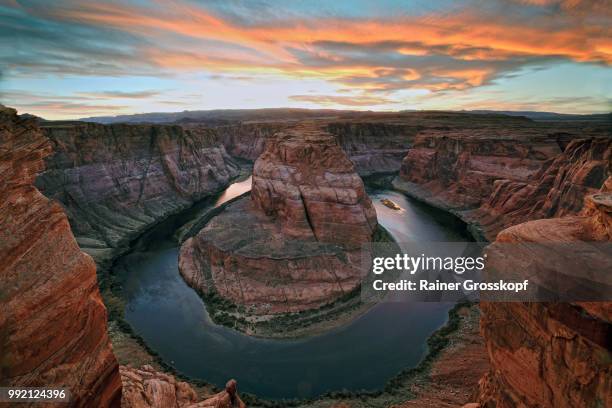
[1,0,611,119]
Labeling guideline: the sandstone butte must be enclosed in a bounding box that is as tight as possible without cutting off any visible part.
[0,105,243,408]
[395,132,611,408]
[180,122,379,314]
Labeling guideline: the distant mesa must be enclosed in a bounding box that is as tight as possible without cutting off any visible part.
[79,108,612,125]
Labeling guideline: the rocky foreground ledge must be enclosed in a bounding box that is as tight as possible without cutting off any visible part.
[0,105,245,407]
[476,187,612,408]
[121,365,245,408]
[180,123,381,330]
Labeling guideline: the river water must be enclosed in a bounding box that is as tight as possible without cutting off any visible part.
[116,178,470,399]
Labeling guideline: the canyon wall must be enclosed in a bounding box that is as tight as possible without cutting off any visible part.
[394,129,611,240]
[0,106,122,406]
[197,120,415,176]
[394,125,611,407]
[325,122,416,176]
[206,122,289,161]
[180,123,378,314]
[478,186,612,408]
[36,122,240,268]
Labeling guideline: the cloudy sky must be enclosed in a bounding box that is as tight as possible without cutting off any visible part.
[1,0,611,119]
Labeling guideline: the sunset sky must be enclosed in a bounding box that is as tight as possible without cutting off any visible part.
[1,0,611,119]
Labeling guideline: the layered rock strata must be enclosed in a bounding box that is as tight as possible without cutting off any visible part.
[394,131,611,240]
[180,123,378,313]
[36,122,240,267]
[471,137,612,239]
[0,106,122,406]
[325,122,416,176]
[393,124,611,407]
[199,120,415,176]
[205,122,289,161]
[250,123,378,246]
[477,187,612,408]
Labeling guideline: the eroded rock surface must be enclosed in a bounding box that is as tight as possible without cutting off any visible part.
[394,129,611,240]
[209,122,289,161]
[180,123,377,314]
[36,122,240,267]
[251,123,378,247]
[199,119,414,176]
[325,121,415,176]
[121,366,245,408]
[0,106,122,406]
[393,122,611,407]
[478,188,612,408]
[472,137,612,240]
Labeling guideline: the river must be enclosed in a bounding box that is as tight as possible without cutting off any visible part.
[115,177,471,399]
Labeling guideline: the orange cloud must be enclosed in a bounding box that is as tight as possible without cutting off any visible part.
[7,0,611,114]
[51,2,611,67]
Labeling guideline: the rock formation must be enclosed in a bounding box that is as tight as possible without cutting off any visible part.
[205,122,289,161]
[251,122,378,246]
[198,119,414,176]
[36,122,240,268]
[393,123,611,407]
[477,186,612,407]
[121,366,245,408]
[0,106,122,406]
[394,130,611,240]
[471,137,612,239]
[180,123,378,314]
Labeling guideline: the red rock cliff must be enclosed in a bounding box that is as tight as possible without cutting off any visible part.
[0,106,122,406]
[394,124,611,407]
[478,186,612,408]
[120,366,245,408]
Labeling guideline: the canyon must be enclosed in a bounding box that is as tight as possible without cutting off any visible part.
[0,106,122,407]
[197,119,415,176]
[1,104,610,407]
[0,106,244,407]
[393,127,611,241]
